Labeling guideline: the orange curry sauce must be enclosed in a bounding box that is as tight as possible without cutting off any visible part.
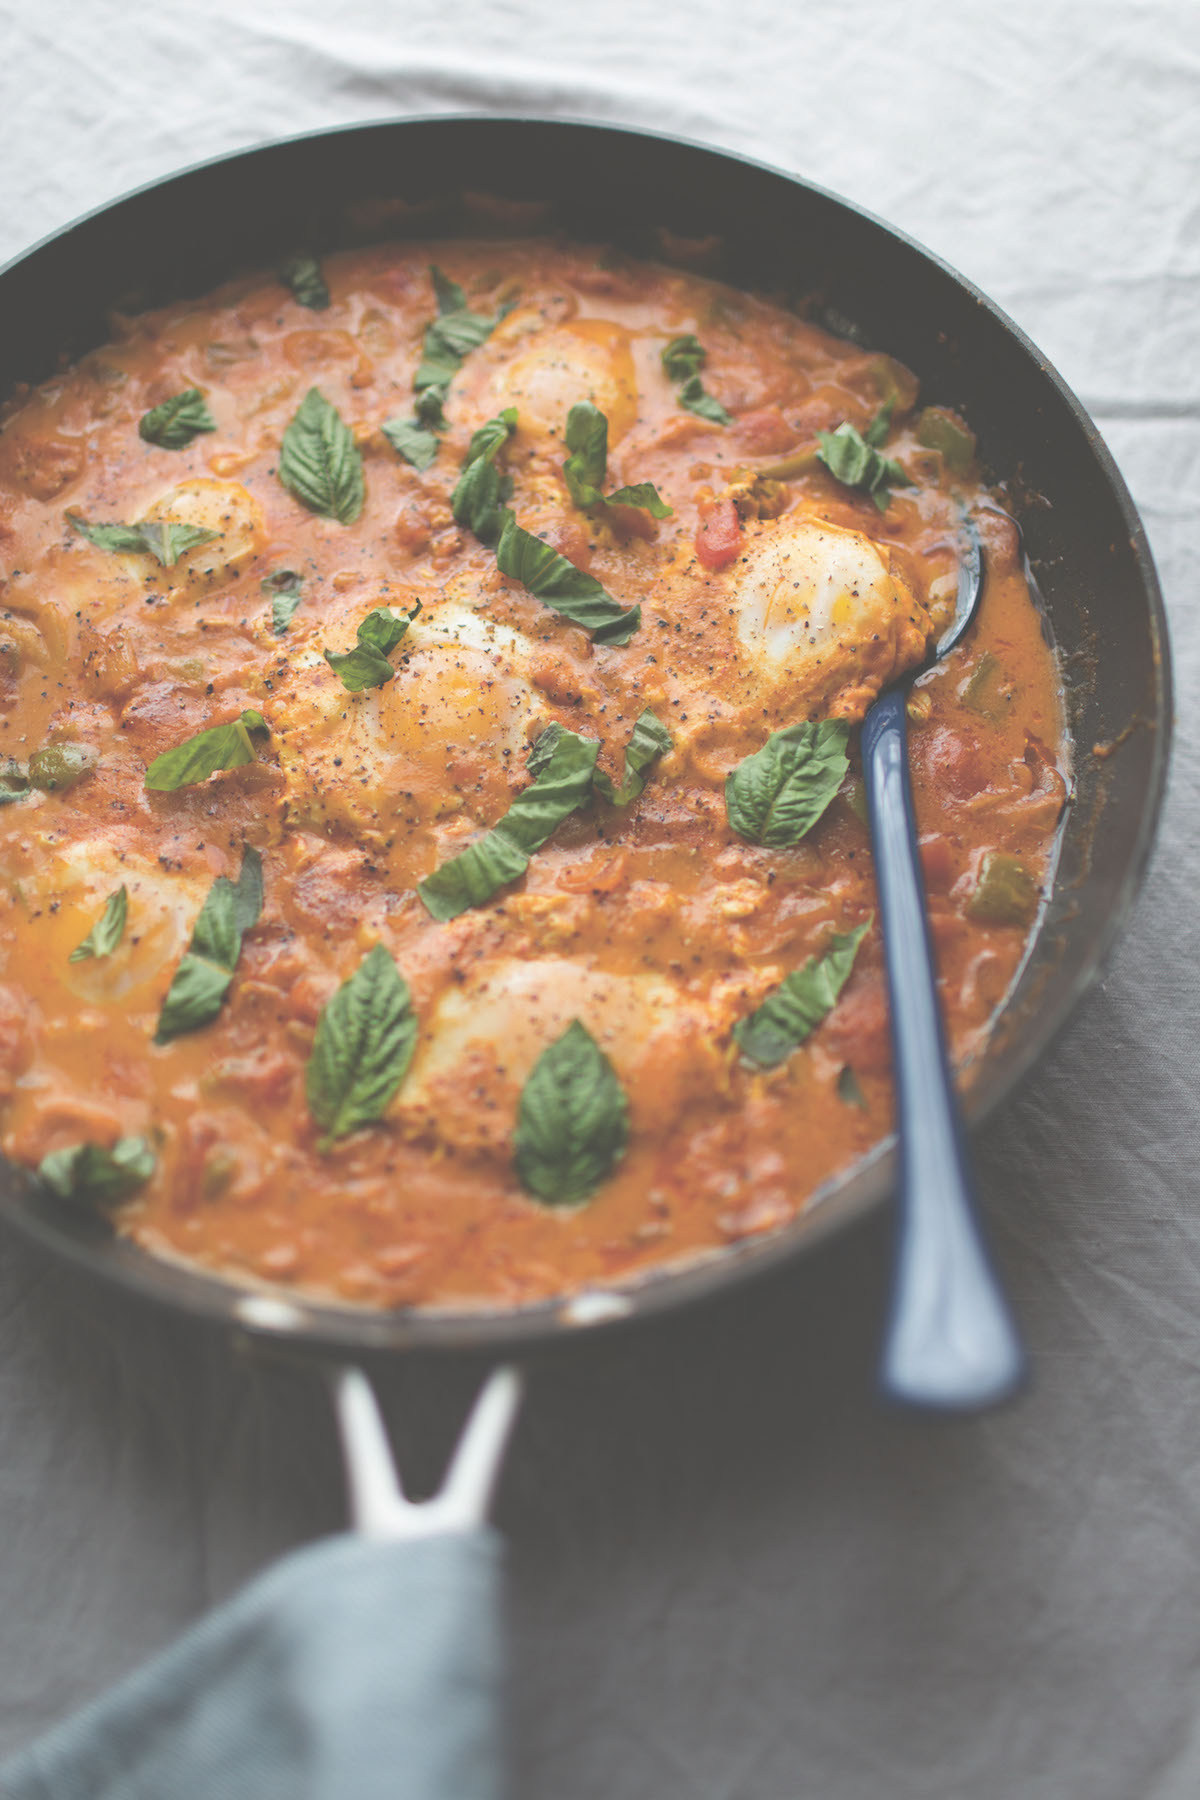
[0,237,1067,1311]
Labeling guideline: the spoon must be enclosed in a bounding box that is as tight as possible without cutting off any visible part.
[861,516,1026,1410]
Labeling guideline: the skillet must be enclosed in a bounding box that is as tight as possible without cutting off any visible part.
[0,115,1172,1357]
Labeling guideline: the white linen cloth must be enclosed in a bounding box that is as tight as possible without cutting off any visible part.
[0,3,1197,1795]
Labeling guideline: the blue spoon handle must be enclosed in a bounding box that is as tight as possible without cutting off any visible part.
[862,686,1026,1410]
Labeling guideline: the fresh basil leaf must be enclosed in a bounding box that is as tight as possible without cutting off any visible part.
[68,513,220,566]
[38,1136,155,1207]
[262,568,304,633]
[154,847,263,1043]
[725,720,850,847]
[514,1019,629,1206]
[145,711,269,791]
[734,922,869,1069]
[324,605,417,692]
[419,728,599,921]
[0,760,29,804]
[279,387,364,524]
[68,885,128,963]
[605,482,672,519]
[677,374,732,426]
[382,416,441,471]
[138,388,216,449]
[525,722,567,778]
[464,407,518,466]
[561,405,672,518]
[280,253,330,311]
[562,401,609,509]
[661,334,706,381]
[452,457,511,545]
[306,943,418,1145]
[431,265,468,315]
[229,844,264,936]
[817,419,911,511]
[414,386,449,431]
[495,512,640,645]
[863,401,894,449]
[593,709,673,805]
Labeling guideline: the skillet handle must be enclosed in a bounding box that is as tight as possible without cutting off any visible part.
[862,686,1026,1410]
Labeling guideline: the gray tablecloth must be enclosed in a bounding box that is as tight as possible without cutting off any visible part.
[0,4,1196,1795]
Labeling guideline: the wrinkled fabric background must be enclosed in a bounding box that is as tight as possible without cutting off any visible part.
[0,3,1196,1795]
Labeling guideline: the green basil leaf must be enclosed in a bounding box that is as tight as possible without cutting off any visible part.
[38,1136,155,1207]
[0,760,29,804]
[68,885,128,963]
[419,728,599,921]
[677,374,732,426]
[452,457,511,545]
[495,512,640,645]
[863,401,894,449]
[138,388,216,449]
[514,1019,629,1206]
[262,568,304,633]
[562,401,609,509]
[280,253,330,310]
[154,848,262,1043]
[68,513,220,566]
[279,387,364,524]
[817,419,911,511]
[431,265,468,315]
[734,922,869,1069]
[382,416,441,471]
[593,708,673,805]
[525,722,567,778]
[464,407,518,466]
[28,742,95,791]
[661,334,706,381]
[306,942,418,1145]
[414,386,449,431]
[229,844,264,936]
[605,482,673,518]
[725,720,850,847]
[145,710,268,791]
[324,605,417,692]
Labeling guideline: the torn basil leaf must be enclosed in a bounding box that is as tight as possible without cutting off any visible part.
[154,847,263,1043]
[593,709,673,805]
[145,710,269,792]
[419,727,599,921]
[262,568,304,634]
[324,604,419,692]
[278,387,364,524]
[661,335,706,382]
[69,885,128,963]
[138,388,216,449]
[514,1019,629,1206]
[382,416,440,471]
[677,374,732,426]
[561,403,671,518]
[38,1136,155,1208]
[495,512,640,645]
[431,265,468,315]
[69,513,220,567]
[280,253,330,311]
[451,406,517,544]
[817,413,910,511]
[306,943,418,1146]
[525,722,567,779]
[734,922,870,1069]
[725,720,850,847]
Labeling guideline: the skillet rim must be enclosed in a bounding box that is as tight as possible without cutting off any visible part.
[0,113,1173,1356]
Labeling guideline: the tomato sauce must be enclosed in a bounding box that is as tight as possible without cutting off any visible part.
[0,236,1067,1311]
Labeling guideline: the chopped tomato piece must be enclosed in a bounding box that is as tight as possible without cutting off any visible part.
[695,497,743,570]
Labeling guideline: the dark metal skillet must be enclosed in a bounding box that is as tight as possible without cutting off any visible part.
[0,116,1172,1362]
